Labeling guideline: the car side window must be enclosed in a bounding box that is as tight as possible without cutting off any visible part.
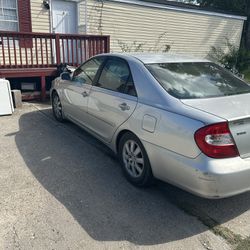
[97,58,136,96]
[72,57,104,86]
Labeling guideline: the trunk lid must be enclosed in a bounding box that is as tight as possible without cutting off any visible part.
[182,94,250,158]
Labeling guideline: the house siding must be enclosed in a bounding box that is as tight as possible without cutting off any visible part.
[85,0,244,57]
[30,0,50,33]
[78,0,87,33]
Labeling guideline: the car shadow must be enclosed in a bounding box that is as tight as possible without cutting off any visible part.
[15,108,250,245]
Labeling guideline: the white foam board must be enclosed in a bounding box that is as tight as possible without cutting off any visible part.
[0,79,14,116]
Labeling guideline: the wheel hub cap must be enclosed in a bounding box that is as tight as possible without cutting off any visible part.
[53,95,62,118]
[122,140,144,178]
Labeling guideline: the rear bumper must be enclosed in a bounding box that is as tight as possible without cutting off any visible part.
[143,140,250,198]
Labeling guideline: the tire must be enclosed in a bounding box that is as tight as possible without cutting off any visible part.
[118,132,153,187]
[52,92,65,122]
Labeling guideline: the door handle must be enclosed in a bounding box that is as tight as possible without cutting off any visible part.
[82,91,88,97]
[119,103,130,111]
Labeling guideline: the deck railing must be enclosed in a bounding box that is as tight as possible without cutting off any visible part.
[0,31,110,69]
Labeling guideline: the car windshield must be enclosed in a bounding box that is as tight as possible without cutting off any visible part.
[146,62,250,99]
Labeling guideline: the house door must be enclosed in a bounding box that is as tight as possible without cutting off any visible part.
[51,0,77,63]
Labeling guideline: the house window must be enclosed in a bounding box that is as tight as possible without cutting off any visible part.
[0,0,18,31]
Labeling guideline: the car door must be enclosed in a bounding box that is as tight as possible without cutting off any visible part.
[86,57,138,142]
[61,57,105,124]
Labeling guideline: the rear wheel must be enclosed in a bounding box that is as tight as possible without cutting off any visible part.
[118,132,153,187]
[52,92,65,122]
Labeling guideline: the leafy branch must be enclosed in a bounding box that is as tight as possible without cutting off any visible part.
[117,32,171,53]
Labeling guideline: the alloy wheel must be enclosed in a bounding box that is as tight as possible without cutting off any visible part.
[53,94,62,119]
[122,140,145,178]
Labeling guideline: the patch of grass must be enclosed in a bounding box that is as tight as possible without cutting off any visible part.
[175,202,243,245]
[164,193,248,249]
[242,68,250,83]
[235,237,250,250]
[212,225,242,245]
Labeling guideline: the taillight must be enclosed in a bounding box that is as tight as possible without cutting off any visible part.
[194,122,239,158]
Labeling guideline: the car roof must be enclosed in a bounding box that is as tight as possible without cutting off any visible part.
[99,53,210,64]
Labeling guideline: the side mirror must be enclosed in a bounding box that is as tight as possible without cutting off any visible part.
[61,72,71,81]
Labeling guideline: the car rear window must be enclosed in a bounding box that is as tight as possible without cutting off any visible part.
[146,62,250,99]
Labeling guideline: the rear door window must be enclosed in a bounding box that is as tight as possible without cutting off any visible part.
[96,58,137,96]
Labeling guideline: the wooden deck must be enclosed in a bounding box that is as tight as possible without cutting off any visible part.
[0,31,110,100]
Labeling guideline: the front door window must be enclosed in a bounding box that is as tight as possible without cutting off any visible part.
[72,57,105,85]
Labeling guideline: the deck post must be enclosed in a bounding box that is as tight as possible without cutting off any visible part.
[55,34,61,64]
[41,75,46,101]
[106,36,110,53]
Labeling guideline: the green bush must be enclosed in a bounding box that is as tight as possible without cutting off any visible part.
[208,39,250,77]
[242,68,250,83]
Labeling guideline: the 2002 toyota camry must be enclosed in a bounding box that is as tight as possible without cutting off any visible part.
[51,53,250,198]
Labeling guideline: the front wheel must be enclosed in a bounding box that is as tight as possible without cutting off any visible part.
[52,92,65,122]
[118,132,153,187]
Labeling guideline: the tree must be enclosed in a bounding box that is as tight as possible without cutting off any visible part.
[185,0,250,50]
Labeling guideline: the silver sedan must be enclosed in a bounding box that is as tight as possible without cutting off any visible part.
[51,53,250,198]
